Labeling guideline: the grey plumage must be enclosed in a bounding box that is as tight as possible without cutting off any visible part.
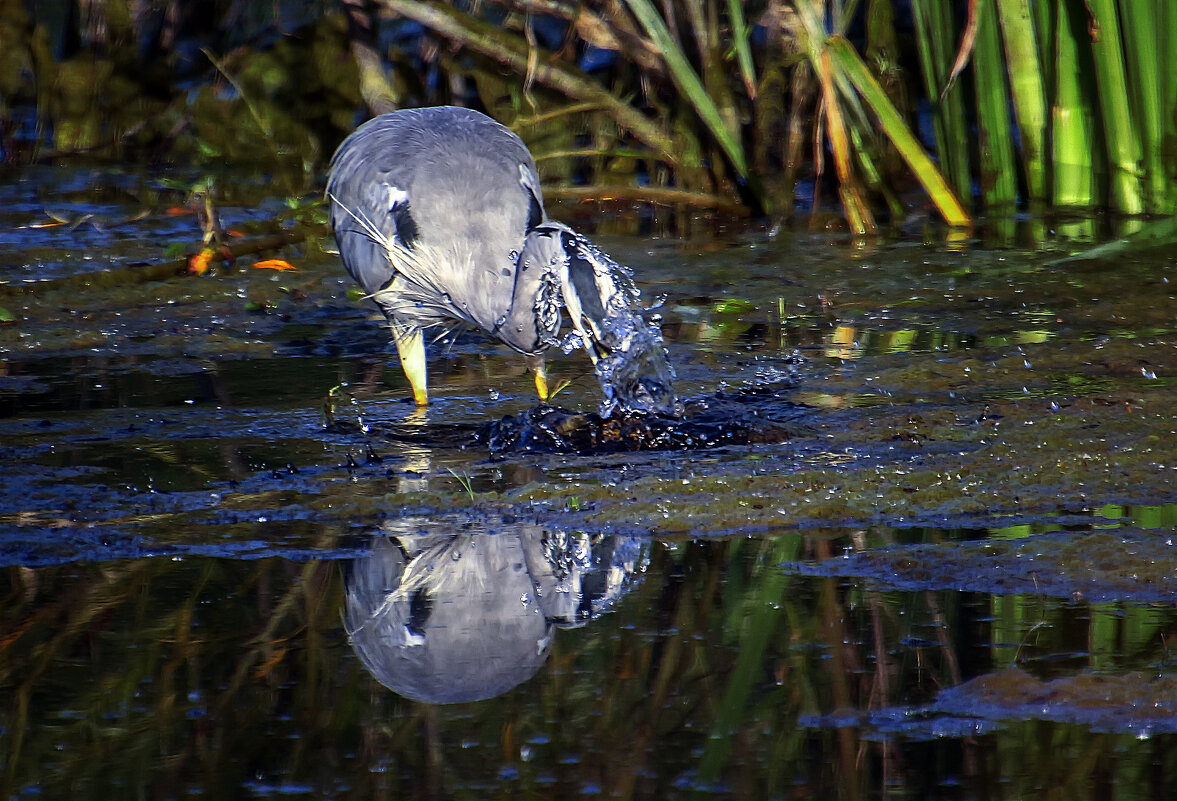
[327,105,674,411]
[329,106,549,353]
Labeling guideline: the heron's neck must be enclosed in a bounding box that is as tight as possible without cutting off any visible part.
[491,251,554,355]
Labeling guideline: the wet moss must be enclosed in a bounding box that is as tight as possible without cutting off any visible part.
[506,379,1177,536]
[792,528,1177,601]
[933,668,1177,732]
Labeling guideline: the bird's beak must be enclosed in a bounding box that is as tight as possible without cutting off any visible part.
[554,233,634,363]
[571,315,611,363]
[520,222,677,415]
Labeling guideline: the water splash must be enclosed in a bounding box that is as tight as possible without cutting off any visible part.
[526,222,678,415]
[592,308,678,418]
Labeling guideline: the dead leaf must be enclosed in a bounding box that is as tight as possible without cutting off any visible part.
[188,248,217,275]
[943,0,979,100]
[253,258,296,271]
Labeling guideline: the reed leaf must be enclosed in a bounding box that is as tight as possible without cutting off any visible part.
[819,50,876,235]
[825,36,971,227]
[945,0,979,94]
[543,184,749,212]
[1085,0,1144,215]
[1119,4,1167,212]
[690,0,741,148]
[378,0,676,162]
[726,0,757,99]
[623,0,749,176]
[994,0,1048,204]
[972,0,1018,209]
[1052,0,1096,208]
[792,1,873,231]
[909,0,971,202]
[1030,0,1056,100]
[1164,5,1177,189]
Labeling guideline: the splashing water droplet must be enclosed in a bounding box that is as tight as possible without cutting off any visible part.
[560,332,584,354]
[592,310,677,417]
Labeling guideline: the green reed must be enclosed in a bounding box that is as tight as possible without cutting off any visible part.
[372,1,1177,224]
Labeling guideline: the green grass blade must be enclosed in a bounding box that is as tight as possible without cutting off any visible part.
[1085,0,1144,215]
[726,0,757,99]
[1119,4,1167,212]
[826,35,971,226]
[1164,5,1177,192]
[973,0,1018,209]
[1052,0,1095,208]
[1031,0,1056,99]
[624,0,748,176]
[909,0,972,202]
[994,0,1048,203]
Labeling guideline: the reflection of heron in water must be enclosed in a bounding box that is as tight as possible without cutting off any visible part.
[344,518,645,704]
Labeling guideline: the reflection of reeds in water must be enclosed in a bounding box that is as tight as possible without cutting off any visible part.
[0,558,356,797]
[4,525,1175,795]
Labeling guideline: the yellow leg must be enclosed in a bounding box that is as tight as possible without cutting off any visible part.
[526,355,549,402]
[392,322,428,406]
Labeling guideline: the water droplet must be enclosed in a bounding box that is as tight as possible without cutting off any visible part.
[590,310,677,416]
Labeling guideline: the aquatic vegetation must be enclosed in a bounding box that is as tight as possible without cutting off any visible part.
[6,2,1176,229]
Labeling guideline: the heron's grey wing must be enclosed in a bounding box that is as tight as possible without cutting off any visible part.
[327,186,400,298]
[328,121,423,298]
[328,107,545,328]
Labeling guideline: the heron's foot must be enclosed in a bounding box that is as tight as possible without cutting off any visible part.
[392,323,429,406]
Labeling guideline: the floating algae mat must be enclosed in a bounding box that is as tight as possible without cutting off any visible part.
[476,395,812,455]
[343,389,814,456]
[469,352,812,455]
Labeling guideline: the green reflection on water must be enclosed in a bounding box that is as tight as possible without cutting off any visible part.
[3,535,1177,799]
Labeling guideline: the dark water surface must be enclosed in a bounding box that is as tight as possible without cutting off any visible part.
[3,172,1177,798]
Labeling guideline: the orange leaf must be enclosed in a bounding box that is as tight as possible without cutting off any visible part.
[943,0,980,100]
[253,258,296,271]
[187,248,216,275]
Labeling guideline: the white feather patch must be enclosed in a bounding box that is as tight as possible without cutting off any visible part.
[386,184,409,211]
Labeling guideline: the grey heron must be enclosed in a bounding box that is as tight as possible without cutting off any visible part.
[327,106,674,412]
